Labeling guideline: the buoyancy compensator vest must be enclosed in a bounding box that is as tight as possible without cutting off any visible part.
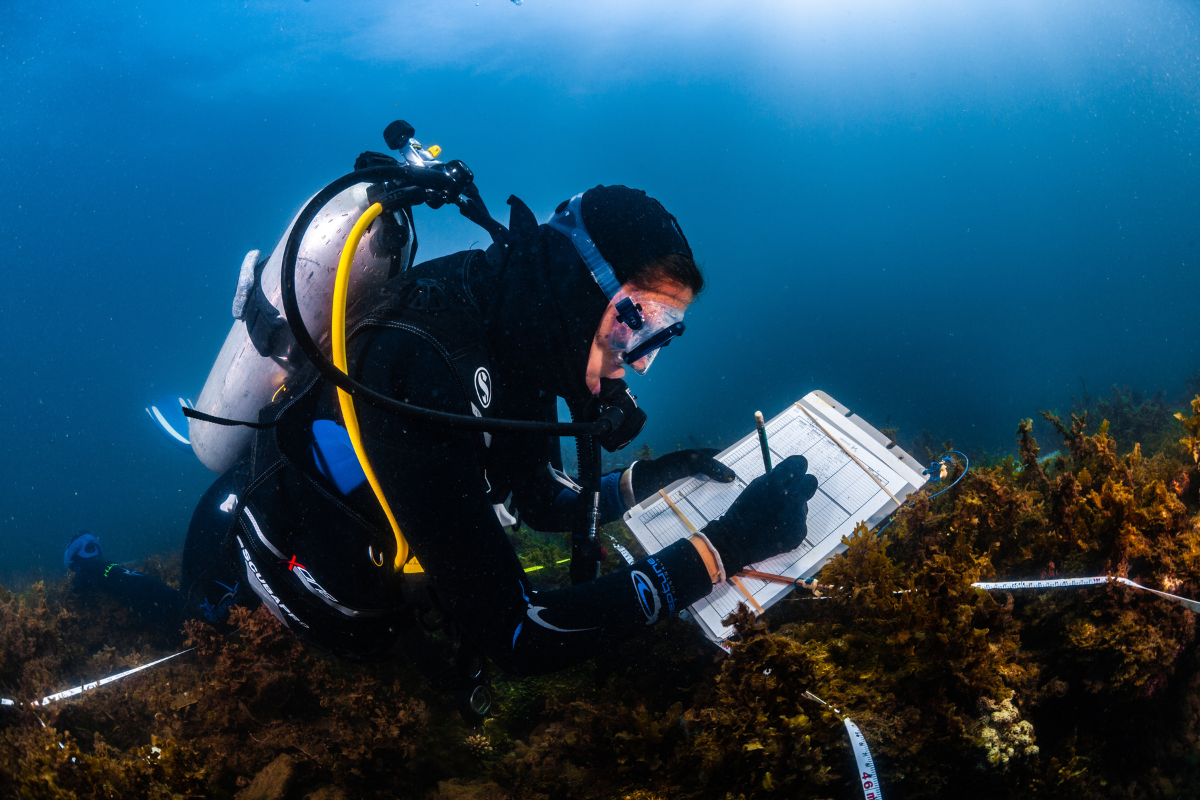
[229,254,494,657]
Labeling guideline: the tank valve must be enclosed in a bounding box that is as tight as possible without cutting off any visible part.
[383,120,416,151]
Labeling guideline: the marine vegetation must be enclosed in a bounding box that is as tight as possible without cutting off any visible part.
[0,599,478,798]
[4,398,1200,798]
[474,400,1200,799]
[1072,382,1183,455]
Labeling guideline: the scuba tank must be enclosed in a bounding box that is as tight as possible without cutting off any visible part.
[190,178,416,474]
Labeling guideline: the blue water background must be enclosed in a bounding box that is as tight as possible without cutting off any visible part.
[1,0,1197,583]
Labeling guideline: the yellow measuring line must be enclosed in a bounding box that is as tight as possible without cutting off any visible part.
[795,402,900,507]
[523,558,572,574]
[658,489,766,616]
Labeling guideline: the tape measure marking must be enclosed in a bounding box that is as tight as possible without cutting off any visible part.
[846,718,883,800]
[0,648,194,708]
[802,691,883,800]
[972,576,1200,613]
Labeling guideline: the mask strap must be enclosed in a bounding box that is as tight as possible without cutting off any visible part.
[548,194,645,331]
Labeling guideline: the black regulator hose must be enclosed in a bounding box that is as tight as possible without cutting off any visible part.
[569,410,605,585]
[279,167,614,438]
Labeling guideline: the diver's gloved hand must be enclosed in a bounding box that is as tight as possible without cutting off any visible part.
[64,532,103,570]
[699,455,818,573]
[627,449,736,506]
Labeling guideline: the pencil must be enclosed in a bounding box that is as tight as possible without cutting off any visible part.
[755,411,772,474]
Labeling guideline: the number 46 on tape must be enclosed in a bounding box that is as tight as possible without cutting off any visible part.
[847,718,882,799]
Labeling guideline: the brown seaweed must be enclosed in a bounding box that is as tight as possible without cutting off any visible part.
[5,398,1200,798]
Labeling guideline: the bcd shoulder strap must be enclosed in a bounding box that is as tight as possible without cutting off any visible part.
[348,250,496,420]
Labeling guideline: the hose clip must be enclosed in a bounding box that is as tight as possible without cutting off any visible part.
[923,457,951,482]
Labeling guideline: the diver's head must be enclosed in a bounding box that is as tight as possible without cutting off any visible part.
[548,185,704,394]
[585,263,696,394]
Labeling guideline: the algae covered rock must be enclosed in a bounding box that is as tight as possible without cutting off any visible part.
[0,602,472,798]
[237,753,295,800]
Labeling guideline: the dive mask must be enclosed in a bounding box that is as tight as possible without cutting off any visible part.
[604,295,685,374]
[548,193,686,375]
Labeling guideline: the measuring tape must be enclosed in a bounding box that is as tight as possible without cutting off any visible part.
[607,534,636,565]
[846,719,882,800]
[972,576,1200,613]
[1,648,193,708]
[802,691,883,800]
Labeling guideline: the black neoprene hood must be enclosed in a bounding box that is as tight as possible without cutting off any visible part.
[576,185,693,282]
[469,187,693,409]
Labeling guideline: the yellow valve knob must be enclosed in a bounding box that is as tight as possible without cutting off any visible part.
[426,144,442,159]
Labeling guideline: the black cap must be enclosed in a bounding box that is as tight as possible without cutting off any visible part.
[383,120,416,151]
[578,185,692,283]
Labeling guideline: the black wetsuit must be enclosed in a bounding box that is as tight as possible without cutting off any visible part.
[82,197,714,675]
[349,254,711,674]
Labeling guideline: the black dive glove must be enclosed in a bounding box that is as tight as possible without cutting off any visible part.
[630,449,737,505]
[700,455,819,573]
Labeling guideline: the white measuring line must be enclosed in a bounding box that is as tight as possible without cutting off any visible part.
[972,576,1200,613]
[606,534,635,565]
[0,648,193,708]
[707,570,1199,800]
[705,634,886,798]
[846,720,882,800]
[803,691,883,800]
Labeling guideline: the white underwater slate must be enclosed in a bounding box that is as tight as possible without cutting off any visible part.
[623,390,928,642]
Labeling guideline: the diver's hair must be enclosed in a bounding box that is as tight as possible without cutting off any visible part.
[626,253,705,297]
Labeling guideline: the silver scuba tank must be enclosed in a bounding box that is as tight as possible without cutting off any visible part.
[190,183,414,474]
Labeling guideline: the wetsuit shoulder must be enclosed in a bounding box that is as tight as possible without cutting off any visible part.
[348,253,494,424]
[350,325,476,444]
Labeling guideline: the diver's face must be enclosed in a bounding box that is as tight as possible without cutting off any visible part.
[585,280,694,395]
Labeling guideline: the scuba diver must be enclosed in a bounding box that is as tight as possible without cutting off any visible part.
[68,124,819,710]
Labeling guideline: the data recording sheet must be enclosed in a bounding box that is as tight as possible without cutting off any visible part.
[623,391,928,642]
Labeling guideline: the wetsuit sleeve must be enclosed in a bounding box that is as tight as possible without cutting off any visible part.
[353,327,714,675]
[513,466,629,533]
[487,394,627,533]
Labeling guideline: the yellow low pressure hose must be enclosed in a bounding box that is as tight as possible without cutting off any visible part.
[332,201,410,570]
